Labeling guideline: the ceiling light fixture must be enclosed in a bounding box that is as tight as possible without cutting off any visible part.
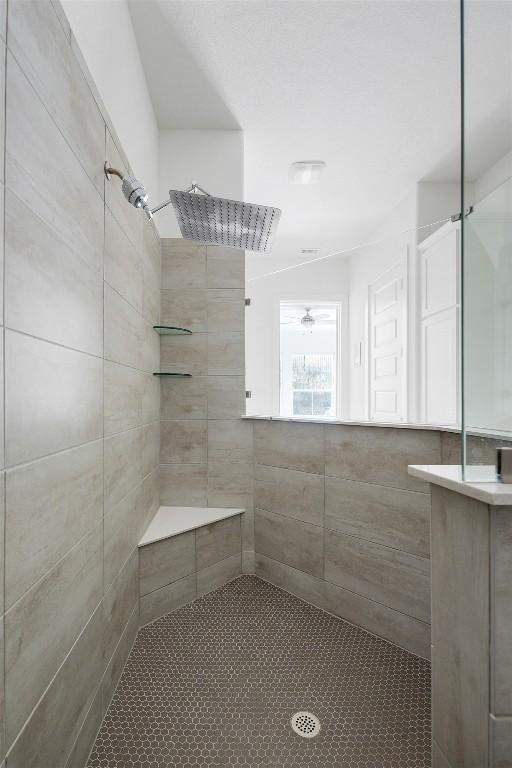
[289,161,326,184]
[301,307,315,329]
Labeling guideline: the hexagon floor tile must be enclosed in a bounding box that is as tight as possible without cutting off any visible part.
[88,576,431,767]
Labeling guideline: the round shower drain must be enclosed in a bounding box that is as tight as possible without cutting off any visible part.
[290,711,321,739]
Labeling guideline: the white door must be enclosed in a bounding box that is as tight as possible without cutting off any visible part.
[418,222,460,425]
[368,263,406,422]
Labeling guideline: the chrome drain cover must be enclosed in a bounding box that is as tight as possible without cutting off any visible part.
[291,711,321,739]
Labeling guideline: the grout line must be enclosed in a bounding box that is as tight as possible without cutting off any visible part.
[255,505,430,561]
[4,598,103,759]
[252,566,430,661]
[4,520,102,615]
[5,45,104,202]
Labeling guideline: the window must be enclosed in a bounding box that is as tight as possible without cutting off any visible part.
[292,354,335,416]
[279,302,339,418]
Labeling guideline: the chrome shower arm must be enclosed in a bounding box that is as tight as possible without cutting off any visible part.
[149,182,211,217]
[149,197,174,216]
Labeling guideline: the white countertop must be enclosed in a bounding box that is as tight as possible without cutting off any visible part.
[408,465,512,505]
[243,414,457,432]
[139,506,245,547]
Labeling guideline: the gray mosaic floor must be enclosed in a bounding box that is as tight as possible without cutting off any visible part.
[88,576,431,767]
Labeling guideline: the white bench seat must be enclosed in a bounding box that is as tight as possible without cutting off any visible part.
[138,505,245,547]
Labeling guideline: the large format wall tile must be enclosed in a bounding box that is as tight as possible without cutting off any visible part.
[162,240,206,289]
[5,330,103,466]
[491,509,512,714]
[208,419,253,463]
[160,333,208,376]
[0,181,4,322]
[255,508,323,577]
[139,531,195,596]
[5,440,103,608]
[207,461,253,507]
[65,688,102,768]
[7,0,105,195]
[142,371,161,425]
[207,289,245,332]
[255,554,430,659]
[104,427,143,511]
[0,336,4,468]
[142,250,161,326]
[104,283,143,370]
[6,53,103,272]
[105,208,144,314]
[104,132,144,255]
[5,525,102,747]
[325,529,430,621]
[431,486,489,768]
[104,361,143,436]
[207,375,245,419]
[208,332,244,375]
[0,42,3,179]
[141,320,161,373]
[197,554,242,596]
[161,288,207,332]
[160,420,207,464]
[142,421,160,478]
[6,607,103,768]
[5,191,103,356]
[102,549,139,666]
[255,464,324,526]
[142,469,160,535]
[491,715,512,768]
[160,464,208,506]
[254,420,324,474]
[161,376,208,420]
[324,424,441,492]
[432,742,451,768]
[196,516,242,570]
[325,476,430,557]
[206,245,244,288]
[101,606,138,714]
[103,484,143,592]
[140,574,197,626]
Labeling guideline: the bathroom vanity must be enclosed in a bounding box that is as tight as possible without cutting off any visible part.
[409,465,512,768]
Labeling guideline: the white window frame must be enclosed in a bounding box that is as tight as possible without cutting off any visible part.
[274,296,348,419]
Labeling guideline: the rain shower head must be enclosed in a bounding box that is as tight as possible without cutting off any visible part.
[168,186,281,253]
[105,164,282,252]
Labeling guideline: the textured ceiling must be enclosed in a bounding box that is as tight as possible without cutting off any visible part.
[129,0,512,261]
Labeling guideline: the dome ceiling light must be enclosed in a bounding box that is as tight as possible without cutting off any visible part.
[289,161,326,184]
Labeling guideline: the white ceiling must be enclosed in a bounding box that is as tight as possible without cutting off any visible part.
[129,0,512,263]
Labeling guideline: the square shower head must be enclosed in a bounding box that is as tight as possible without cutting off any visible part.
[169,189,281,253]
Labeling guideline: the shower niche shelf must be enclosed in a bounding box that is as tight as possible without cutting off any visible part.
[153,372,192,378]
[153,325,192,335]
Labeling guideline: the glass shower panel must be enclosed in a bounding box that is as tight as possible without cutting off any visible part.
[461,0,512,480]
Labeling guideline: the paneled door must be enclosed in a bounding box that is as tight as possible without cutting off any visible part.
[418,221,460,426]
[368,262,406,422]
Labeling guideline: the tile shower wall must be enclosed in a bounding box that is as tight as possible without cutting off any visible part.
[253,421,447,659]
[159,239,254,573]
[0,2,160,767]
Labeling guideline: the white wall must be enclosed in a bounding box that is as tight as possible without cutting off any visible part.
[157,129,244,237]
[62,0,159,212]
[474,148,512,203]
[347,192,417,422]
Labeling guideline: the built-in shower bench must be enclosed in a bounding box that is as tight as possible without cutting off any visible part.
[138,506,244,625]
